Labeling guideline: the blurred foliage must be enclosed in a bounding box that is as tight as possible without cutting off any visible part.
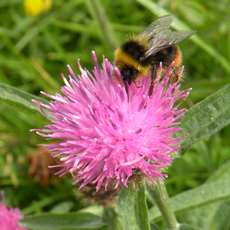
[0,0,230,229]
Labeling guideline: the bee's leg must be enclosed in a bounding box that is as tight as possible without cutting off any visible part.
[124,81,130,102]
[132,71,142,88]
[171,66,183,94]
[171,66,182,84]
[148,65,157,97]
[134,80,142,88]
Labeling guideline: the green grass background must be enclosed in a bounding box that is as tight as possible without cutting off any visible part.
[0,0,230,229]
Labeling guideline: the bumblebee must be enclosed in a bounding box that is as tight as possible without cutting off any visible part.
[114,15,196,97]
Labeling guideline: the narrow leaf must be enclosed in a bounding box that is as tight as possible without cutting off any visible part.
[206,159,230,183]
[208,160,230,230]
[19,212,105,229]
[103,206,125,230]
[150,223,161,230]
[177,159,230,230]
[50,201,74,214]
[177,83,230,156]
[178,224,195,230]
[149,180,230,221]
[210,200,230,230]
[118,184,150,230]
[21,195,62,215]
[0,83,50,123]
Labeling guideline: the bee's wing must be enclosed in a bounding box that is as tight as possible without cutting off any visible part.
[163,30,196,44]
[139,15,173,38]
[143,29,196,58]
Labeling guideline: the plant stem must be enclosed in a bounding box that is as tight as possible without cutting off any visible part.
[146,178,179,230]
[87,0,118,50]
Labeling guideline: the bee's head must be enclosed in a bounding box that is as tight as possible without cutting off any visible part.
[120,66,138,85]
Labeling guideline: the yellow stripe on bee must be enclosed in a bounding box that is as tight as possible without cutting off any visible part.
[115,48,150,76]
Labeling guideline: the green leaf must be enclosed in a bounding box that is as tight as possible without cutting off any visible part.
[206,159,230,183]
[150,223,160,230]
[149,180,230,222]
[21,195,62,216]
[210,200,230,230]
[77,206,104,216]
[177,160,230,230]
[178,203,220,230]
[0,83,50,123]
[19,212,105,229]
[178,223,195,230]
[177,83,230,156]
[118,184,150,230]
[50,202,74,214]
[208,160,230,230]
[103,206,125,230]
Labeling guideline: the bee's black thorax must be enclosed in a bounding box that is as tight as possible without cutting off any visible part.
[140,44,179,68]
[121,40,145,60]
[121,40,179,69]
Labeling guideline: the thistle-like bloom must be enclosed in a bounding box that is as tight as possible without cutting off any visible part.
[32,52,190,191]
[0,191,27,230]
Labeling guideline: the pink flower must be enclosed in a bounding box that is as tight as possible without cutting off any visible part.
[0,191,27,230]
[32,51,190,191]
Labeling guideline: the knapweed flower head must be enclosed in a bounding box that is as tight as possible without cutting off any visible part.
[32,51,190,191]
[24,0,52,17]
[0,191,27,230]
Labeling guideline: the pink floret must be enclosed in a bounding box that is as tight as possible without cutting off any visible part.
[0,191,28,230]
